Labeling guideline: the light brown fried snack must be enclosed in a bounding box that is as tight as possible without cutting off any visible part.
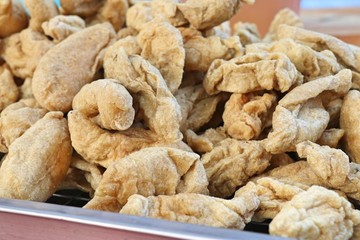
[151,0,187,27]
[277,24,360,72]
[316,128,344,148]
[202,138,271,198]
[223,92,277,140]
[0,99,47,153]
[340,90,360,163]
[325,98,343,128]
[352,70,360,90]
[0,65,19,111]
[104,46,182,143]
[110,36,141,56]
[263,8,303,42]
[185,127,227,153]
[204,21,231,39]
[42,15,86,43]
[32,23,116,112]
[138,18,185,93]
[19,78,33,99]
[84,147,208,212]
[0,112,72,201]
[59,168,94,195]
[233,22,260,46]
[1,28,55,79]
[246,39,341,80]
[90,0,128,31]
[120,190,259,229]
[204,52,302,95]
[264,69,352,154]
[0,0,28,38]
[267,153,295,171]
[117,27,138,39]
[269,186,360,240]
[24,0,59,32]
[60,0,103,17]
[180,27,244,72]
[125,1,152,31]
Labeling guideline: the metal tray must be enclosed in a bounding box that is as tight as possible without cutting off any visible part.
[0,190,287,240]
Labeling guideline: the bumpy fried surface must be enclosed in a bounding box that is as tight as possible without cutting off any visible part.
[60,0,103,17]
[341,90,360,163]
[0,65,19,111]
[233,22,260,45]
[202,138,271,197]
[0,112,72,201]
[0,0,28,38]
[117,27,138,39]
[32,23,116,112]
[204,52,301,95]
[42,15,86,43]
[84,147,208,212]
[70,155,103,191]
[269,186,360,240]
[223,92,277,140]
[24,0,59,32]
[151,0,187,27]
[90,0,128,31]
[317,128,344,148]
[120,190,259,229]
[126,1,152,31]
[19,78,33,99]
[185,128,227,153]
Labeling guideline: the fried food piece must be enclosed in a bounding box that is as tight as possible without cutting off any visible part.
[204,52,301,95]
[126,1,152,31]
[19,78,33,99]
[0,65,19,111]
[0,0,28,38]
[0,99,47,153]
[246,39,341,80]
[110,36,141,56]
[185,128,227,153]
[340,90,360,163]
[204,21,231,39]
[277,24,360,72]
[223,92,277,140]
[316,128,344,148]
[180,27,244,72]
[104,46,182,143]
[0,112,72,201]
[32,23,116,112]
[42,15,86,43]
[24,0,59,32]
[202,138,271,197]
[117,27,138,39]
[269,186,360,240]
[84,147,208,212]
[91,0,128,31]
[138,19,185,93]
[151,0,187,27]
[233,22,260,46]
[263,8,303,42]
[60,0,103,17]
[120,190,259,229]
[59,168,94,195]
[1,28,55,79]
[267,153,295,171]
[264,70,352,154]
[325,98,343,128]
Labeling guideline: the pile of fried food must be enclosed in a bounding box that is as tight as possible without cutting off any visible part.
[1,0,360,239]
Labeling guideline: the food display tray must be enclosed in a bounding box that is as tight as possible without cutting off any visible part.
[0,190,288,240]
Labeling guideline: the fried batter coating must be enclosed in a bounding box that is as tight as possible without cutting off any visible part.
[233,22,260,46]
[204,52,301,95]
[277,24,360,72]
[126,1,152,31]
[317,128,344,148]
[1,28,55,79]
[202,138,271,197]
[0,112,72,201]
[185,128,227,153]
[120,190,259,229]
[264,70,352,154]
[60,0,103,17]
[104,46,182,143]
[223,92,277,140]
[0,0,28,38]
[138,19,185,93]
[42,15,86,43]
[340,90,360,163]
[84,147,208,212]
[0,65,19,111]
[180,27,244,72]
[24,0,59,32]
[32,23,116,112]
[269,186,360,240]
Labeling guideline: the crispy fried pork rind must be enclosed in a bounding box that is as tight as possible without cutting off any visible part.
[151,0,187,27]
[277,24,360,72]
[202,138,271,198]
[269,186,360,240]
[120,190,259,229]
[204,21,231,39]
[0,99,47,153]
[84,147,209,212]
[180,27,244,72]
[19,78,33,99]
[0,65,19,111]
[316,128,344,148]
[138,18,185,93]
[0,0,28,38]
[268,153,295,170]
[125,1,152,31]
[185,128,227,153]
[42,15,86,43]
[340,90,360,163]
[1,28,55,79]
[32,23,116,112]
[204,52,302,95]
[0,112,72,201]
[223,92,277,140]
[24,0,59,32]
[117,27,138,39]
[110,36,141,56]
[104,46,182,143]
[246,39,341,80]
[233,22,260,46]
[90,0,128,31]
[60,0,103,17]
[263,69,352,154]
